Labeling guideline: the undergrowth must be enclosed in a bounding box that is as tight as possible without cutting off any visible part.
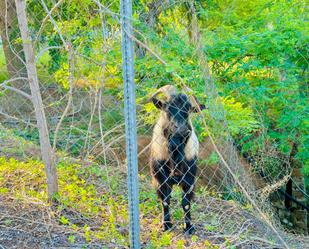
[0,126,277,248]
[0,156,222,248]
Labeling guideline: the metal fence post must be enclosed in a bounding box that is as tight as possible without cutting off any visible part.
[120,0,141,248]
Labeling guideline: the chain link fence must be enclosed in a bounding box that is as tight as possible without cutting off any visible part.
[0,0,308,248]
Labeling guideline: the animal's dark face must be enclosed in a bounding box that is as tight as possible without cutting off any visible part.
[165,93,192,136]
[152,90,205,137]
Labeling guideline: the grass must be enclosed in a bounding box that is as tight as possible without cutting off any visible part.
[0,156,223,248]
[0,125,225,248]
[0,125,218,248]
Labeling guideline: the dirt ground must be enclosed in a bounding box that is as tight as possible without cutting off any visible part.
[1,195,308,249]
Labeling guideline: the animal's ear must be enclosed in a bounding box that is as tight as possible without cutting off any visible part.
[190,95,206,113]
[152,96,166,110]
[191,103,206,113]
[151,85,177,110]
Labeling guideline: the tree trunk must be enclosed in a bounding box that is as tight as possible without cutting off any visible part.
[0,0,27,87]
[15,0,58,200]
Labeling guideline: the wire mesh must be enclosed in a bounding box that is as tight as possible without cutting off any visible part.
[0,0,308,248]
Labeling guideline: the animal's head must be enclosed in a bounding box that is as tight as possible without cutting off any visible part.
[151,85,205,136]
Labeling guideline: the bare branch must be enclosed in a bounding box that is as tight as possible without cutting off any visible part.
[36,46,62,62]
[39,0,67,48]
[0,109,36,127]
[0,77,32,99]
[34,0,66,46]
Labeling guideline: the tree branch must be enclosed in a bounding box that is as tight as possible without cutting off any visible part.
[0,77,32,99]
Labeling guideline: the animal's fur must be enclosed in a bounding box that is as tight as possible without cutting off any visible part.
[184,120,199,160]
[150,85,205,234]
[151,113,169,161]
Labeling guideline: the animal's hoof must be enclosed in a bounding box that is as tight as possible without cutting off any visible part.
[184,225,195,235]
[163,222,173,231]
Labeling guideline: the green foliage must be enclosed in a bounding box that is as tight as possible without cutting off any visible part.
[0,46,8,83]
[303,161,309,189]
[131,0,308,182]
[59,216,70,225]
[196,0,308,179]
[303,162,309,177]
[54,62,70,89]
[68,235,76,244]
[221,97,260,136]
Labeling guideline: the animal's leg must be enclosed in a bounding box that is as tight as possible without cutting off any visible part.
[152,160,173,231]
[182,183,195,234]
[181,159,197,234]
[157,183,172,231]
